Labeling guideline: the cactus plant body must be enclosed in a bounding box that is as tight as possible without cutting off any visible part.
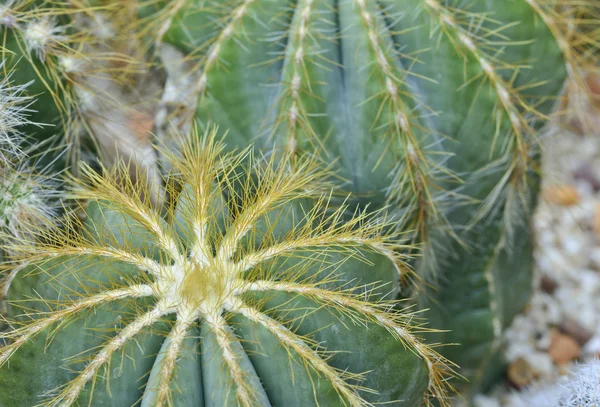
[0,131,454,406]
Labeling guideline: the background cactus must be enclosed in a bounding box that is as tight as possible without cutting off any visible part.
[1,0,71,143]
[0,62,32,156]
[0,131,453,406]
[0,0,162,177]
[0,63,59,262]
[137,0,599,391]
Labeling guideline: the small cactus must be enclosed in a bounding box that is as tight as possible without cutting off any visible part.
[0,130,454,406]
[0,62,34,157]
[0,0,158,169]
[557,359,600,407]
[0,63,58,255]
[0,1,68,142]
[0,163,56,246]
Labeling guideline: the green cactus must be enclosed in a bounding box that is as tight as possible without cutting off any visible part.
[0,163,56,246]
[139,0,599,389]
[0,63,58,260]
[0,130,455,406]
[0,60,32,157]
[1,1,66,141]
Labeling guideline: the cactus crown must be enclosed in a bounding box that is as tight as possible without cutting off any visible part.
[0,129,455,406]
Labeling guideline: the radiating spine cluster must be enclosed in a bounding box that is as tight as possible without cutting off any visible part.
[0,130,455,406]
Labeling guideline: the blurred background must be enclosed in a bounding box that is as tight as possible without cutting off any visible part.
[468,73,600,406]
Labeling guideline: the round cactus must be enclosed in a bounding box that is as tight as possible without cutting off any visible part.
[139,0,599,389]
[0,163,56,246]
[0,130,454,406]
[0,1,68,141]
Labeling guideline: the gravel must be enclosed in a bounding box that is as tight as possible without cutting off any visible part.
[470,84,600,406]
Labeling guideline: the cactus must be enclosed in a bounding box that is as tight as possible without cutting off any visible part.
[139,0,600,389]
[0,1,68,142]
[556,359,600,407]
[0,130,455,406]
[0,61,32,157]
[0,63,58,258]
[0,161,57,249]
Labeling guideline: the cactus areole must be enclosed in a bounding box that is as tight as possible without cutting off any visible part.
[0,133,454,406]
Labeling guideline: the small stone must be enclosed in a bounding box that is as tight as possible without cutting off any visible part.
[548,331,581,365]
[507,357,535,388]
[540,274,558,294]
[589,248,600,270]
[586,72,600,99]
[473,394,501,407]
[543,185,580,206]
[574,163,600,192]
[534,329,553,351]
[557,363,571,376]
[561,234,586,256]
[558,318,593,346]
[593,203,600,237]
[525,351,555,377]
[583,334,600,355]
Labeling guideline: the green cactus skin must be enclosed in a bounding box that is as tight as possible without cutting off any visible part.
[145,0,579,390]
[0,132,453,406]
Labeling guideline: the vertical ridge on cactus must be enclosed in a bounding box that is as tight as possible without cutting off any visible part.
[0,129,455,406]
